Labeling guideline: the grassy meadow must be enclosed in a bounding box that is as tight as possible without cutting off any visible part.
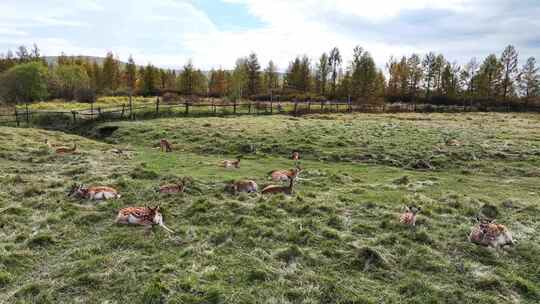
[1,112,539,303]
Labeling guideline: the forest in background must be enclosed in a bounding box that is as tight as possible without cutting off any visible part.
[0,44,539,109]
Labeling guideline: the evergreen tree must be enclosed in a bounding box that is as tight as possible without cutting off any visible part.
[328,47,342,98]
[315,53,330,96]
[500,45,519,100]
[263,60,279,93]
[125,55,137,91]
[246,53,261,96]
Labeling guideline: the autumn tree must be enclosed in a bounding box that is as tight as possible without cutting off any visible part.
[518,57,540,104]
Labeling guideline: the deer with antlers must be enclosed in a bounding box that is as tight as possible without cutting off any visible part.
[68,183,121,200]
[115,206,174,233]
[469,217,514,248]
[291,151,300,162]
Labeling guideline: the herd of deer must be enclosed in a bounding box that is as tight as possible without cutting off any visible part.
[49,137,514,249]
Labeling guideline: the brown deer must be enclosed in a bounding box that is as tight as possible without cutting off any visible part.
[222,159,241,168]
[269,166,302,182]
[159,139,173,152]
[399,205,421,226]
[157,182,184,194]
[225,180,258,194]
[469,217,514,248]
[261,176,295,195]
[68,183,121,200]
[55,144,77,154]
[291,151,300,161]
[115,206,174,233]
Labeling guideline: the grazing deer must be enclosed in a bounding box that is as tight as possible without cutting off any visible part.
[399,205,421,226]
[225,180,258,194]
[55,144,77,154]
[68,183,121,200]
[159,139,173,152]
[269,166,302,182]
[469,217,514,248]
[291,151,300,161]
[222,159,241,168]
[261,176,295,195]
[157,182,184,194]
[115,206,174,233]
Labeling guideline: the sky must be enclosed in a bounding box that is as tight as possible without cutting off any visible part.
[0,0,539,71]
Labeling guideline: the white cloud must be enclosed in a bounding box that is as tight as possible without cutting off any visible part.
[0,0,538,71]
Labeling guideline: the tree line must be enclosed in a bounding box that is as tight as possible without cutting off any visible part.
[0,44,539,109]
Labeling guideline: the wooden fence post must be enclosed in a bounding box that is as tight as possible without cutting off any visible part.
[25,103,30,125]
[121,104,125,118]
[233,100,237,114]
[185,101,189,115]
[294,100,298,116]
[307,101,311,113]
[15,108,19,127]
[156,96,160,115]
[129,94,133,120]
[72,111,77,123]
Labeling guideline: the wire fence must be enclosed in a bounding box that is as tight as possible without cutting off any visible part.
[1,96,539,128]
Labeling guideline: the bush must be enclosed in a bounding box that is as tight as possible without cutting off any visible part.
[75,87,97,103]
[0,62,49,103]
[162,92,179,103]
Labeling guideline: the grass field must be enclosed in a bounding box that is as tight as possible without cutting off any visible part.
[1,112,539,303]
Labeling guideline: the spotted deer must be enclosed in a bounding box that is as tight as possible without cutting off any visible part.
[269,166,302,182]
[160,139,173,152]
[469,217,514,248]
[68,183,121,200]
[157,182,184,194]
[55,144,77,154]
[115,206,174,233]
[261,176,295,195]
[222,159,241,168]
[225,180,258,194]
[399,205,421,226]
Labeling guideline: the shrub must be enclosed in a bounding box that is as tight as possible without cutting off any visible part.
[0,62,49,103]
[75,87,96,103]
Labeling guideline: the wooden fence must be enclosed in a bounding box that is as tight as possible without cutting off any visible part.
[0,96,538,128]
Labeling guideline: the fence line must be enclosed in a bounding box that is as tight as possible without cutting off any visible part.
[1,97,539,128]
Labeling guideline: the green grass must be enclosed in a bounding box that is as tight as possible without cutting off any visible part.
[1,112,539,303]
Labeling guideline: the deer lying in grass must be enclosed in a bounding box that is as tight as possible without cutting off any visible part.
[399,205,421,226]
[157,182,184,194]
[44,139,59,149]
[269,166,302,182]
[225,180,258,194]
[115,206,174,233]
[55,144,77,154]
[222,159,241,168]
[68,183,121,200]
[159,139,173,152]
[261,176,295,195]
[469,217,514,248]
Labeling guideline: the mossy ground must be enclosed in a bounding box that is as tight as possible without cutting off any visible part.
[1,112,539,303]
